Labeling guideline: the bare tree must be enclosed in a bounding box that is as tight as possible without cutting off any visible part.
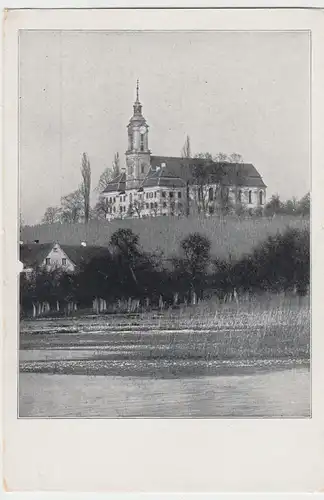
[192,153,218,216]
[96,152,121,193]
[180,135,192,216]
[42,206,62,224]
[60,189,84,223]
[228,153,243,163]
[181,135,191,159]
[132,199,145,218]
[214,152,229,162]
[112,152,121,178]
[96,168,113,193]
[81,152,91,224]
[227,153,244,211]
[93,197,112,220]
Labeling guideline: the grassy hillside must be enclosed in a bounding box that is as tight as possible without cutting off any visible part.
[21,215,309,259]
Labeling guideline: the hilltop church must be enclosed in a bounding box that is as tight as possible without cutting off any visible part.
[101,82,266,219]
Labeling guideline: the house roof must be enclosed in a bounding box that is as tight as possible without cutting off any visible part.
[60,245,109,267]
[141,166,186,189]
[150,156,267,188]
[100,155,266,194]
[20,243,109,269]
[20,243,53,268]
[101,172,126,194]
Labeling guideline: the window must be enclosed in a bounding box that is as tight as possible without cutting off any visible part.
[129,193,133,203]
[146,203,149,209]
[259,190,264,205]
[123,195,126,202]
[223,187,229,201]
[120,206,123,212]
[178,192,182,199]
[141,164,145,174]
[146,193,149,199]
[120,196,122,201]
[109,197,112,203]
[45,258,50,265]
[162,191,166,198]
[113,207,116,213]
[163,202,167,208]
[113,197,116,203]
[140,134,144,152]
[169,192,174,198]
[62,258,67,266]
[150,202,154,209]
[208,187,214,202]
[154,202,158,208]
[238,190,242,203]
[248,190,252,204]
[154,192,157,198]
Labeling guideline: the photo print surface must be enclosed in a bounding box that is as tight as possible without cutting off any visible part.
[18,30,311,418]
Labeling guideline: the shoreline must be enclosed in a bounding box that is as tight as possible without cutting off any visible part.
[20,357,310,378]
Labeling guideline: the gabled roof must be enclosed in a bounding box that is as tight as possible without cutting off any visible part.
[101,172,126,194]
[20,243,109,270]
[60,245,109,267]
[100,156,266,194]
[150,156,267,188]
[141,166,186,189]
[20,243,53,268]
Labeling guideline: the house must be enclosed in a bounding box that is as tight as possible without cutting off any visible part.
[101,81,267,219]
[20,242,108,276]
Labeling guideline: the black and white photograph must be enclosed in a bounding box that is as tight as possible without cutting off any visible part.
[18,28,310,419]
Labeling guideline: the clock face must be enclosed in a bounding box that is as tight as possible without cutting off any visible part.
[140,126,147,135]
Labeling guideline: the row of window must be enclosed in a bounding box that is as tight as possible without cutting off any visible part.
[107,191,183,204]
[45,258,67,265]
[108,189,264,206]
[108,201,184,215]
[206,188,264,205]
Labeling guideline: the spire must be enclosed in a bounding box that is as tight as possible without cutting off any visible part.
[133,79,142,115]
[136,79,139,102]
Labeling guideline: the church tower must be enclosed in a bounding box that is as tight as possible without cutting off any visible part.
[125,80,151,190]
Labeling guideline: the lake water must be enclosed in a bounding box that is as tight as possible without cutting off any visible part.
[19,366,310,418]
[19,314,310,418]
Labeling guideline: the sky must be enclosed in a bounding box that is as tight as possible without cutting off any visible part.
[19,30,310,224]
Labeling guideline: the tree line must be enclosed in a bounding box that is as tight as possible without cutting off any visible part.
[20,226,310,316]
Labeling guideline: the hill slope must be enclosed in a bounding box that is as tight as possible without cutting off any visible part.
[21,215,309,260]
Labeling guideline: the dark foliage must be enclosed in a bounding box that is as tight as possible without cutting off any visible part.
[20,226,310,315]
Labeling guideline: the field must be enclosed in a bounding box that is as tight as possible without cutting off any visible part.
[21,215,309,258]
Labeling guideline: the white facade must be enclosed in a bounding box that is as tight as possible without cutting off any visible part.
[105,185,188,220]
[41,243,76,273]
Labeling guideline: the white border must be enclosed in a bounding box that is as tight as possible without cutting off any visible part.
[3,8,324,493]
